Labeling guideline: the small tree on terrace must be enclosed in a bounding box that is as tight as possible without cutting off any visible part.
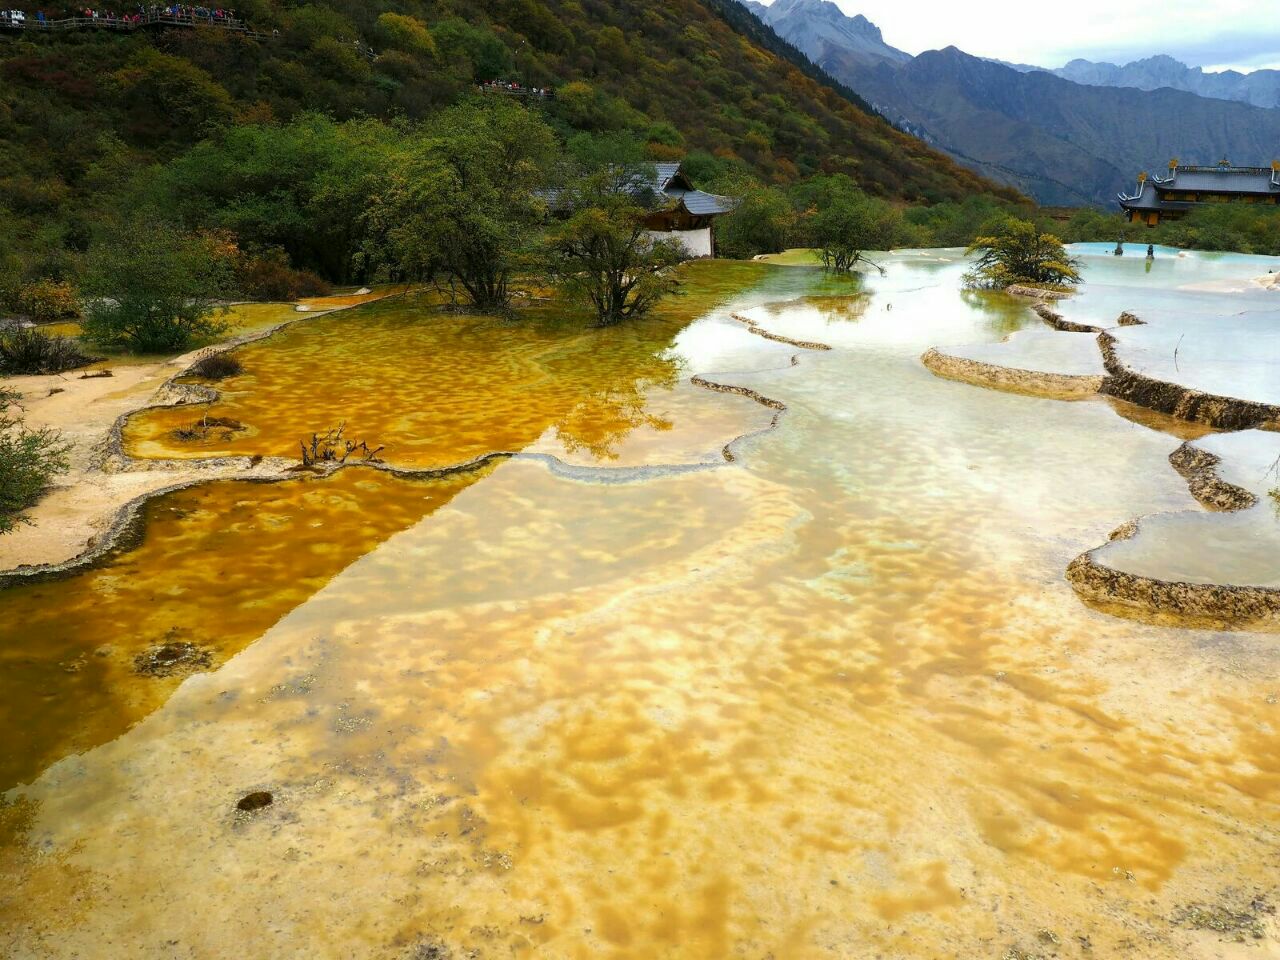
[808,188,900,274]
[542,166,687,326]
[81,221,234,353]
[964,217,1081,289]
[366,100,557,310]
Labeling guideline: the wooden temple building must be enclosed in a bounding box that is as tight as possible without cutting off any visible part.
[636,162,738,257]
[541,161,737,258]
[1118,159,1280,226]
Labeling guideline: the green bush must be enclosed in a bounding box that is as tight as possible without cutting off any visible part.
[430,18,512,80]
[0,387,69,535]
[81,223,234,354]
[715,181,797,259]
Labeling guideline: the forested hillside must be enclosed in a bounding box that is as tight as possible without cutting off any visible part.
[0,0,1015,258]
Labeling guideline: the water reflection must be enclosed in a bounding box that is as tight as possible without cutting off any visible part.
[122,262,774,468]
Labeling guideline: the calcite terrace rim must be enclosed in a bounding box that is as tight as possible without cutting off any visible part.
[920,347,1104,400]
[1066,436,1280,629]
[0,297,835,586]
[1097,330,1280,432]
[1065,517,1280,630]
[1167,441,1259,512]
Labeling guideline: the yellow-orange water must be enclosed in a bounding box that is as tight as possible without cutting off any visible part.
[3,252,1280,959]
[0,264,779,795]
[122,262,773,467]
[0,466,489,792]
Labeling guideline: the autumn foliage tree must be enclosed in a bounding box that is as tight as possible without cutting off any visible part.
[963,217,1082,289]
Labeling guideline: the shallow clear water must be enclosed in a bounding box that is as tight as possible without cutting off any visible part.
[4,252,1279,959]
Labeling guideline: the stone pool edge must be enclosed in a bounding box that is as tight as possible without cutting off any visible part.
[920,348,1104,401]
[1066,439,1280,628]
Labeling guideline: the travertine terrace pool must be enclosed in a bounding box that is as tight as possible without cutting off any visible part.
[3,250,1278,958]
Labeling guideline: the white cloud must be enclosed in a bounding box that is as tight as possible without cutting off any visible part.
[758,0,1280,70]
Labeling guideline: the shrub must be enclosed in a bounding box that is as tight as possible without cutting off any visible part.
[376,13,437,58]
[715,181,796,259]
[0,387,70,534]
[80,222,234,354]
[430,18,512,80]
[964,217,1081,289]
[0,325,97,375]
[11,280,79,323]
[236,255,332,302]
[188,352,243,380]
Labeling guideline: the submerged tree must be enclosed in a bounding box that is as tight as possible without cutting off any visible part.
[964,217,1082,289]
[81,221,234,353]
[366,99,557,310]
[0,388,69,535]
[805,180,899,274]
[542,166,687,326]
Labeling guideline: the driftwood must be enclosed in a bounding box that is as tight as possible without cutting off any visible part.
[298,423,384,467]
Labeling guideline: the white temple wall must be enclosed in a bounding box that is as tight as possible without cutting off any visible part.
[648,227,714,258]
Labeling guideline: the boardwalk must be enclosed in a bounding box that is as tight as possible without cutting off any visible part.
[0,10,271,40]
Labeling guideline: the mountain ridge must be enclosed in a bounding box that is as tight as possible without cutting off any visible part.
[743,0,1280,204]
[1051,55,1280,109]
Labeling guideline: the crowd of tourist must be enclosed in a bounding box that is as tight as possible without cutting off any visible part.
[479,80,554,99]
[1,5,241,27]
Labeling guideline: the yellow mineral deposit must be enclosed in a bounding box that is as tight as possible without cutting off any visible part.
[120,262,775,468]
[2,251,1278,959]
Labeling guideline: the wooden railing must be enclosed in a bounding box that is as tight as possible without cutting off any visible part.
[0,11,273,40]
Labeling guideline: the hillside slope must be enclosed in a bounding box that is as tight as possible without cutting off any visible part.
[0,0,1016,238]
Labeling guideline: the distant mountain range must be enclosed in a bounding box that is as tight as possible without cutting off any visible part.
[1050,57,1280,110]
[740,0,1280,205]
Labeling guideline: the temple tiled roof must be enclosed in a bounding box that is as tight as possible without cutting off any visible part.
[541,161,738,216]
[1153,166,1280,196]
[1119,163,1280,213]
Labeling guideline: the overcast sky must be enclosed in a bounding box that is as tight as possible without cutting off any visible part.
[767,0,1280,72]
